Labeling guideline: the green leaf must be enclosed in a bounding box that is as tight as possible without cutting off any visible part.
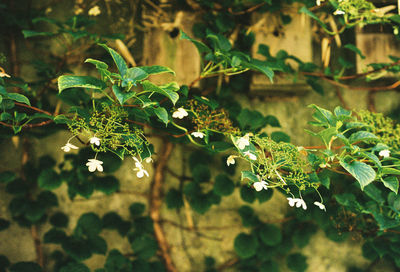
[206,33,232,51]
[62,237,92,261]
[50,212,69,228]
[287,253,308,272]
[259,224,282,246]
[76,213,102,236]
[154,107,169,126]
[349,131,378,144]
[241,171,259,183]
[192,164,211,183]
[44,228,68,244]
[124,67,149,85]
[100,44,128,77]
[299,6,328,29]
[58,75,106,93]
[0,171,16,183]
[129,202,146,216]
[242,59,274,82]
[334,106,352,118]
[131,235,158,259]
[256,189,273,203]
[6,93,30,106]
[340,159,376,190]
[364,184,385,204]
[84,58,109,69]
[238,206,259,227]
[308,104,336,126]
[344,44,366,59]
[382,176,399,194]
[88,235,107,255]
[165,189,184,209]
[105,250,132,271]
[140,65,175,76]
[180,31,211,54]
[240,186,256,203]
[22,30,54,38]
[38,169,62,190]
[234,233,258,259]
[94,176,120,195]
[9,262,42,272]
[271,131,290,143]
[213,174,234,196]
[60,262,90,272]
[141,80,179,105]
[265,115,281,127]
[381,168,400,175]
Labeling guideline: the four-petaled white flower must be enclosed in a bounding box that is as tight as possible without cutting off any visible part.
[226,155,236,166]
[379,149,390,158]
[90,136,101,146]
[314,201,326,211]
[88,5,101,16]
[86,159,103,172]
[133,157,149,178]
[287,197,307,210]
[243,150,257,160]
[254,180,268,192]
[61,143,78,152]
[333,9,345,15]
[191,131,205,138]
[236,136,250,150]
[172,108,188,119]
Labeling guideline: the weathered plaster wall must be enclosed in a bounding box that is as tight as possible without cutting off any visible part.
[1,4,400,272]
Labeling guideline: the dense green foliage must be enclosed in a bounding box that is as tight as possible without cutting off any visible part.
[1,0,400,271]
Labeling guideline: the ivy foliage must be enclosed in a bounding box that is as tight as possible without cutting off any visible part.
[1,0,400,271]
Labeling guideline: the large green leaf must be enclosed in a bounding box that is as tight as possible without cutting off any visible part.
[340,159,376,190]
[58,76,106,93]
[38,169,62,190]
[154,107,169,126]
[112,85,135,105]
[140,65,175,76]
[234,233,258,259]
[180,31,211,54]
[349,131,378,144]
[6,93,31,106]
[382,176,399,194]
[141,80,179,105]
[242,59,274,82]
[100,44,128,77]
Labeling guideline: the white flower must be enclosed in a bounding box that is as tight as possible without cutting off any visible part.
[191,131,205,138]
[287,197,297,207]
[145,157,153,163]
[287,197,307,210]
[254,180,268,192]
[316,0,321,6]
[314,201,326,211]
[88,5,101,16]
[90,136,101,146]
[0,71,10,78]
[133,157,149,178]
[172,108,188,119]
[333,9,345,15]
[379,149,390,158]
[296,199,307,210]
[86,159,103,172]
[61,143,78,152]
[226,155,236,166]
[236,136,250,150]
[243,150,257,160]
